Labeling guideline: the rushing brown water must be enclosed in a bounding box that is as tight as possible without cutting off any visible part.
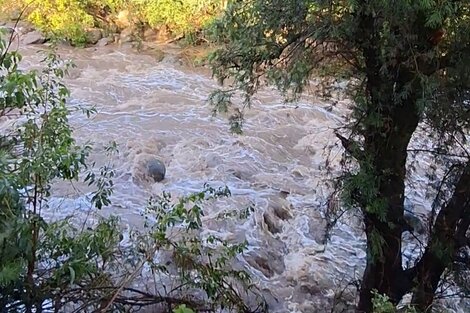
[10,42,467,313]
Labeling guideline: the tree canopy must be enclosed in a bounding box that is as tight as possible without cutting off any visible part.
[210,0,470,312]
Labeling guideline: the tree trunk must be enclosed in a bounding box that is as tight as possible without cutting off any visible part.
[412,163,470,311]
[356,98,420,312]
[346,4,465,312]
[354,42,420,310]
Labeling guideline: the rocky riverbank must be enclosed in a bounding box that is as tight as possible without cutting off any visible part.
[0,19,213,69]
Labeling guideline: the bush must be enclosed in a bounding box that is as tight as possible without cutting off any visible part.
[130,185,265,312]
[0,0,226,44]
[0,28,123,310]
[141,0,222,35]
[372,291,417,313]
[28,0,95,45]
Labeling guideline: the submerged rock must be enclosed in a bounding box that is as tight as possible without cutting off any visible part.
[263,210,283,234]
[147,159,166,182]
[245,249,285,278]
[262,198,294,235]
[270,198,293,221]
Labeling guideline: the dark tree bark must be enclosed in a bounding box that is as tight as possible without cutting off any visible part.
[355,94,420,312]
[352,10,422,309]
[411,163,470,311]
[349,4,470,310]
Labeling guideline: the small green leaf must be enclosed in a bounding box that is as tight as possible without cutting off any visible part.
[173,304,195,313]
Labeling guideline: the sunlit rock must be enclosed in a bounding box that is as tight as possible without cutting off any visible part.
[115,10,131,29]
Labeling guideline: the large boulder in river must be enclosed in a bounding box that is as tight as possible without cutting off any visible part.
[131,153,167,185]
[245,249,285,278]
[146,159,166,182]
[22,31,45,45]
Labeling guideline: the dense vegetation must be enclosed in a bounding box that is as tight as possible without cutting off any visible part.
[0,32,264,312]
[0,0,225,44]
[210,0,470,312]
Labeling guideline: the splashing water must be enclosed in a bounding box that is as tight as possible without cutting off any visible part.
[11,44,462,313]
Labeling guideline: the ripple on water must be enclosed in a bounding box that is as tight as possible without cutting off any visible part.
[12,45,464,312]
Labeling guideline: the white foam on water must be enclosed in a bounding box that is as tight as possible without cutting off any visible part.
[6,44,466,312]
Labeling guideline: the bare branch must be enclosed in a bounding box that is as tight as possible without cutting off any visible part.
[335,132,365,161]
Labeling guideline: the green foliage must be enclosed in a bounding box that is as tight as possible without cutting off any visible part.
[28,0,94,45]
[1,0,226,44]
[372,291,417,313]
[209,0,470,132]
[372,291,396,313]
[0,34,120,310]
[140,0,223,35]
[84,141,118,209]
[0,33,263,311]
[207,89,245,134]
[132,184,266,312]
[174,304,195,313]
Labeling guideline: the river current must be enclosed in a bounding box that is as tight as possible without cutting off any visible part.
[9,43,467,313]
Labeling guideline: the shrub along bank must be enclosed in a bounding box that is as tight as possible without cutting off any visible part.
[0,0,226,45]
